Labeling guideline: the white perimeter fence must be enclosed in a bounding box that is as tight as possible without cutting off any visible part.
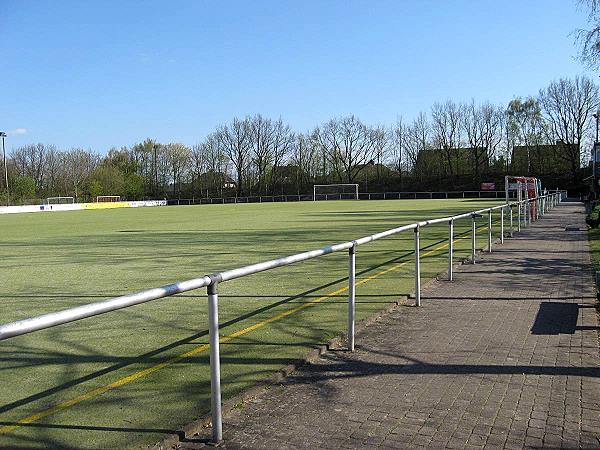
[0,200,167,215]
[0,193,564,443]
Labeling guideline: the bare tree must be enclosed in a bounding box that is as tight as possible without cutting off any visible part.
[480,103,505,165]
[371,126,389,183]
[506,97,546,174]
[43,146,61,196]
[165,143,191,197]
[404,113,430,170]
[389,117,406,174]
[249,114,275,194]
[539,76,599,179]
[268,118,294,192]
[190,142,208,196]
[192,134,230,197]
[312,115,378,183]
[462,101,485,180]
[216,117,251,196]
[576,0,600,68]
[62,148,99,199]
[431,100,462,178]
[290,133,318,193]
[11,143,50,188]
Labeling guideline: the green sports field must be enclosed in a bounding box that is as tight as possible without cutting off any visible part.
[0,199,503,449]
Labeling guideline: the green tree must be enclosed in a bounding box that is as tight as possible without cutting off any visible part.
[88,180,103,198]
[12,176,37,203]
[88,165,125,198]
[124,173,144,199]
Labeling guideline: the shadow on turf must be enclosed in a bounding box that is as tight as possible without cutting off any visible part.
[0,421,180,435]
[0,245,418,414]
[0,422,194,450]
[0,221,485,436]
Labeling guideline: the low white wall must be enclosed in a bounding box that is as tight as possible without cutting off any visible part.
[0,200,167,215]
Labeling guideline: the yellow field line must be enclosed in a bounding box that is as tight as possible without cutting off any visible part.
[0,225,488,435]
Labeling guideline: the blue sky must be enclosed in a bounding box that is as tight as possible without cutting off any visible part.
[0,0,594,153]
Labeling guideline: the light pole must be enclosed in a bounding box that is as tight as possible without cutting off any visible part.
[593,112,600,197]
[0,132,8,206]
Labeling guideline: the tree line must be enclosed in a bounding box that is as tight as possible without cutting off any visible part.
[1,75,598,204]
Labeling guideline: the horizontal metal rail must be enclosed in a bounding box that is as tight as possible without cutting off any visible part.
[0,277,213,340]
[0,192,562,443]
[166,190,569,205]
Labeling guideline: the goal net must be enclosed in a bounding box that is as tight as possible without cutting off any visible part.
[95,195,121,203]
[313,184,359,201]
[46,196,75,205]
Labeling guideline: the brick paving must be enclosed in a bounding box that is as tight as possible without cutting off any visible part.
[197,202,600,449]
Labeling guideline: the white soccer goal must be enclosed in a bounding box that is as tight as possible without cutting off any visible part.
[95,195,121,203]
[313,184,359,201]
[504,176,540,202]
[46,196,75,205]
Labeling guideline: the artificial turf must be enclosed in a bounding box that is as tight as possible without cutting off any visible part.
[0,199,503,448]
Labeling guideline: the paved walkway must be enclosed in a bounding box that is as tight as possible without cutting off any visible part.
[195,202,600,449]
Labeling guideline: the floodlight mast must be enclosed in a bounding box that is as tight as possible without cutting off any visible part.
[0,131,8,206]
[593,112,600,196]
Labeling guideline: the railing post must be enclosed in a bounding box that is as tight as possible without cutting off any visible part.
[347,243,356,351]
[500,207,504,244]
[487,210,492,252]
[471,214,476,264]
[207,282,223,444]
[510,205,514,237]
[518,202,522,232]
[414,226,421,306]
[542,197,546,215]
[448,219,454,281]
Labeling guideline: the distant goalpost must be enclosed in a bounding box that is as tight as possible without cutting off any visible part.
[504,176,540,203]
[313,184,359,201]
[46,196,75,205]
[95,195,121,203]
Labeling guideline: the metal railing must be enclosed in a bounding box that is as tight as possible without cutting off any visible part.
[165,190,542,205]
[0,192,563,443]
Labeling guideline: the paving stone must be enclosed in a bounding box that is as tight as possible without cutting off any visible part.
[202,203,600,449]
